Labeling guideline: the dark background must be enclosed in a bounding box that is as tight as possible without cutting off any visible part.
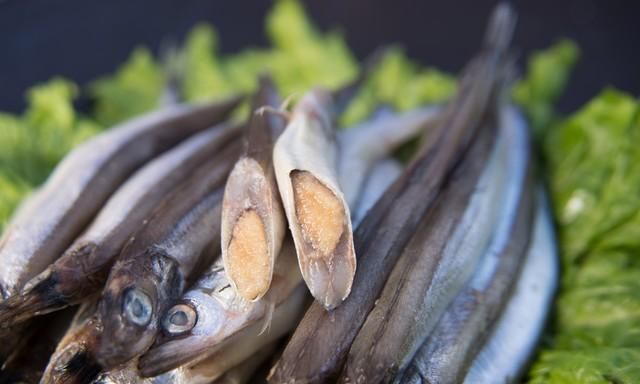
[0,0,638,113]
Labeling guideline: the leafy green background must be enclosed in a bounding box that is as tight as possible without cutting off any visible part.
[1,0,638,381]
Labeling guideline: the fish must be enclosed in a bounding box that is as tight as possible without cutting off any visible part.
[95,142,239,369]
[0,96,241,299]
[398,108,534,384]
[463,189,558,384]
[272,87,358,310]
[222,76,287,302]
[138,240,303,377]
[339,104,530,382]
[268,4,515,382]
[0,121,241,328]
[41,299,103,384]
[270,50,388,310]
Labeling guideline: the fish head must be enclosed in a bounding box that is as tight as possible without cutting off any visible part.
[138,288,248,377]
[97,251,183,368]
[96,281,160,368]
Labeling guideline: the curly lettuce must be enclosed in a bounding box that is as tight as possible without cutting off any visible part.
[529,90,640,383]
[514,39,579,134]
[0,78,102,229]
[90,48,164,126]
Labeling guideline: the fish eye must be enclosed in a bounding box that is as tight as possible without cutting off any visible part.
[163,303,197,335]
[122,288,153,326]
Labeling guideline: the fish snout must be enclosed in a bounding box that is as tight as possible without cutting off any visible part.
[97,286,159,368]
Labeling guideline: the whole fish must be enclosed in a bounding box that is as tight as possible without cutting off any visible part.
[270,51,386,310]
[398,108,534,384]
[340,102,524,382]
[0,97,240,299]
[0,122,241,327]
[463,189,558,384]
[222,76,287,302]
[95,143,238,369]
[138,240,303,377]
[41,300,103,384]
[273,88,358,310]
[268,4,515,382]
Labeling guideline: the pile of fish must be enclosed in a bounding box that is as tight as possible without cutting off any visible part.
[0,4,558,384]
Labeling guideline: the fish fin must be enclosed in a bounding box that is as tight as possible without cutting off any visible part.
[258,298,276,336]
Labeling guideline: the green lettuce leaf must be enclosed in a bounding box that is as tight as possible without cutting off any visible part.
[514,39,579,134]
[0,78,102,228]
[90,47,164,125]
[530,348,640,384]
[530,89,640,383]
[182,24,234,102]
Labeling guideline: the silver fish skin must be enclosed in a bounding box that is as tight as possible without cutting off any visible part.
[463,190,558,384]
[340,103,516,382]
[0,97,240,299]
[337,106,440,208]
[352,158,403,227]
[163,285,307,384]
[0,122,241,327]
[399,107,534,384]
[138,241,302,377]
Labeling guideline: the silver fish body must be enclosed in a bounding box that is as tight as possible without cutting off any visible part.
[352,158,403,227]
[340,102,520,382]
[463,190,558,384]
[399,107,534,384]
[0,122,241,327]
[0,98,240,299]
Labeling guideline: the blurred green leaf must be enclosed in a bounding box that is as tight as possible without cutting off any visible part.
[514,39,580,135]
[90,47,164,125]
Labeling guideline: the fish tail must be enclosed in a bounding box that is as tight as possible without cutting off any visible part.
[258,298,276,336]
[484,3,517,57]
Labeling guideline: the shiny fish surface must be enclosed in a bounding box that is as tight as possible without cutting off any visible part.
[0,97,240,299]
[463,190,558,384]
[138,241,302,377]
[0,122,241,327]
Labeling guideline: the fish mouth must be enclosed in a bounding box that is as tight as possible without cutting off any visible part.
[0,274,69,328]
[138,337,215,377]
[96,279,168,368]
[96,324,154,369]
